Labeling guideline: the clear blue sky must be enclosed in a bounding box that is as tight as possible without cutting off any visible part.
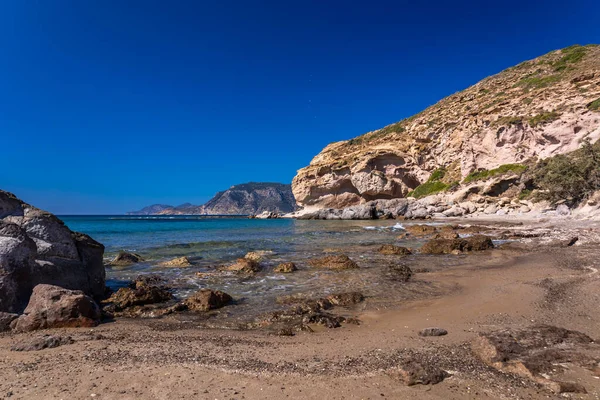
[1,0,598,214]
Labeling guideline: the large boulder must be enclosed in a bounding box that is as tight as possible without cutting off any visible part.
[184,289,232,312]
[0,191,105,313]
[11,284,101,332]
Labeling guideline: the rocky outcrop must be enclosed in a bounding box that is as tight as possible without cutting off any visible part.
[308,254,359,270]
[0,190,105,313]
[274,262,297,273]
[11,284,101,332]
[420,235,494,254]
[184,289,232,312]
[159,256,192,267]
[378,244,411,255]
[293,45,600,209]
[109,251,144,266]
[128,182,297,215]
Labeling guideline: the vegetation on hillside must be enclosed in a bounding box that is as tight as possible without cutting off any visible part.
[463,164,527,184]
[407,168,457,199]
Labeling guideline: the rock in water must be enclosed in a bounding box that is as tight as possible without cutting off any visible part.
[308,254,359,270]
[274,262,297,273]
[110,251,144,266]
[11,284,101,332]
[159,256,192,267]
[0,190,105,313]
[420,235,494,254]
[184,289,232,312]
[377,244,412,255]
[223,258,261,273]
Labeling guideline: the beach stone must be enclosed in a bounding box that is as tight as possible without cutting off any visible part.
[104,278,173,311]
[0,312,18,332]
[308,254,358,270]
[274,262,297,273]
[11,284,101,332]
[224,258,261,273]
[471,325,599,393]
[390,359,448,386]
[419,327,448,337]
[420,235,494,254]
[404,225,437,237]
[159,256,192,267]
[462,235,494,251]
[326,292,364,306]
[184,289,232,312]
[377,244,411,255]
[387,264,413,282]
[11,335,74,351]
[110,251,144,266]
[0,191,105,314]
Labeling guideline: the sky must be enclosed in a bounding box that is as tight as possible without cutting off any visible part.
[1,0,599,214]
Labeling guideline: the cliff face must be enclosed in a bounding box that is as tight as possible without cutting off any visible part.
[128,183,297,215]
[292,45,600,208]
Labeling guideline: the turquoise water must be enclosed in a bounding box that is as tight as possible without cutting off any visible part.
[59,215,438,322]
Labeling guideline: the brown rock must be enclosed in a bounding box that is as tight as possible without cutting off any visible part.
[223,258,261,273]
[326,292,364,306]
[390,360,448,386]
[184,289,232,312]
[11,284,101,332]
[462,235,495,251]
[110,251,144,266]
[377,244,412,255]
[420,235,494,254]
[159,256,192,267]
[387,264,413,282]
[274,262,297,273]
[404,225,438,237]
[11,335,74,351]
[104,276,173,311]
[244,250,274,262]
[308,254,358,270]
[0,312,18,332]
[419,327,448,337]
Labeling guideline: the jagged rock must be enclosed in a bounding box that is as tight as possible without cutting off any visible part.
[0,312,18,332]
[404,225,438,237]
[184,289,232,312]
[389,360,449,386]
[419,327,448,337]
[223,258,261,273]
[159,256,192,267]
[244,250,273,262]
[253,211,280,219]
[556,204,571,216]
[471,325,599,393]
[104,277,173,311]
[110,251,144,266]
[274,262,297,273]
[340,205,376,220]
[0,191,105,314]
[11,284,101,332]
[442,206,466,217]
[308,254,358,270]
[377,244,411,255]
[421,235,494,254]
[11,335,75,351]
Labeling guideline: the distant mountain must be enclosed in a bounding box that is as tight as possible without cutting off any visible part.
[126,204,173,215]
[126,182,297,215]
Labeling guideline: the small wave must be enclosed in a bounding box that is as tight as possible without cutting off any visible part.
[363,223,405,231]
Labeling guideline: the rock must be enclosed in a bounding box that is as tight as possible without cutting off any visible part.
[556,204,571,216]
[484,204,499,214]
[110,251,144,266]
[159,256,192,267]
[404,225,437,237]
[184,289,232,312]
[471,325,599,393]
[274,262,297,273]
[0,191,105,314]
[224,258,261,273]
[11,284,101,332]
[253,211,279,219]
[377,244,411,255]
[390,360,448,386]
[308,254,358,270]
[519,205,531,213]
[442,206,465,217]
[244,250,274,262]
[340,205,376,220]
[11,335,74,351]
[326,292,364,306]
[0,312,18,332]
[420,235,494,254]
[419,327,448,337]
[387,264,413,282]
[104,277,173,311]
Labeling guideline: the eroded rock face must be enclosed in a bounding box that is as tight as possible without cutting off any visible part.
[293,46,600,208]
[11,284,101,332]
[471,325,600,393]
[0,191,105,313]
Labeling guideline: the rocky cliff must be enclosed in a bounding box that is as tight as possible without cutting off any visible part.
[292,45,600,208]
[128,182,297,215]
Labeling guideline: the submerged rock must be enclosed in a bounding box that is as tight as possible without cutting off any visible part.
[184,289,232,312]
[11,335,74,351]
[420,235,494,254]
[11,284,101,332]
[274,262,297,273]
[308,254,359,270]
[471,325,599,393]
[159,256,192,267]
[0,191,105,314]
[104,276,173,311]
[377,244,412,255]
[110,251,144,266]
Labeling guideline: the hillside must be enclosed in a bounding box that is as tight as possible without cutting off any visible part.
[292,45,600,208]
[127,182,296,215]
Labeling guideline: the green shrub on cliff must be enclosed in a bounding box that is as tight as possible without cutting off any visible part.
[528,111,561,127]
[463,164,527,184]
[552,45,588,72]
[407,168,452,198]
[589,98,600,111]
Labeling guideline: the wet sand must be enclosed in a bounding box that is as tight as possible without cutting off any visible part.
[1,222,600,399]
